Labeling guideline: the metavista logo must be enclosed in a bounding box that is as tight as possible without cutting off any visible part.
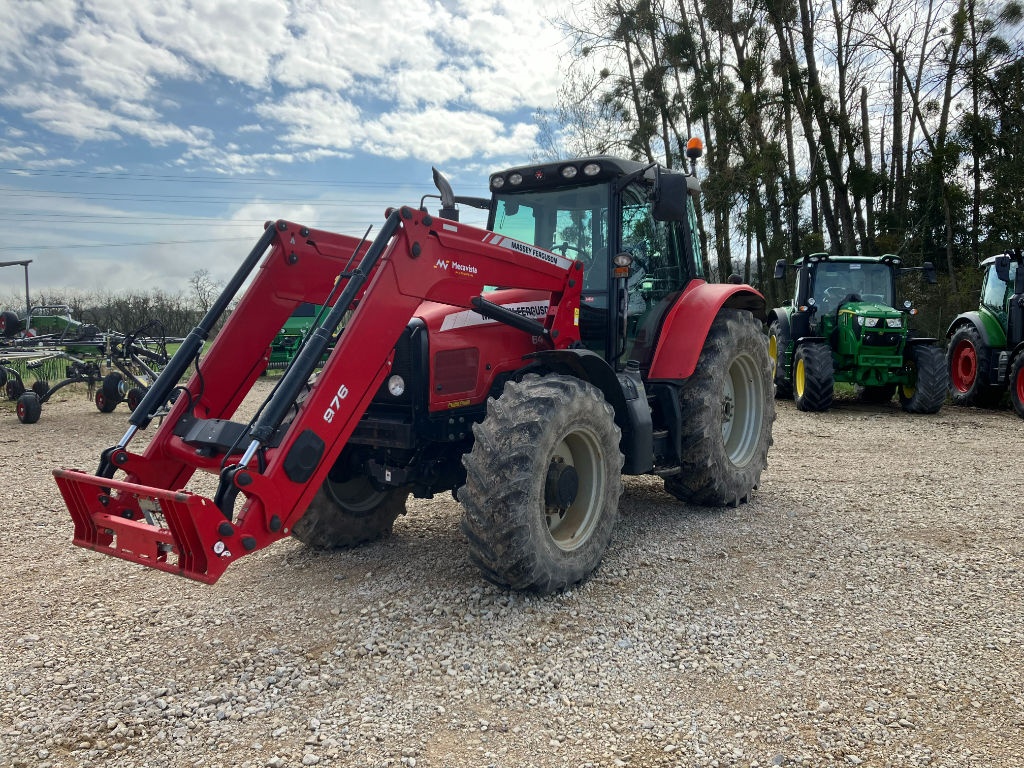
[435,258,478,276]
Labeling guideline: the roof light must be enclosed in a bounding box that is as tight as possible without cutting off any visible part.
[491,176,505,189]
[509,173,523,186]
[561,165,578,179]
[686,137,704,159]
[583,163,601,176]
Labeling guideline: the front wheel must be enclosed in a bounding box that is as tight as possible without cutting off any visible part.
[947,325,1003,407]
[1009,354,1024,419]
[767,319,793,399]
[460,374,623,593]
[291,476,409,549]
[899,345,948,414]
[665,309,775,507]
[792,342,834,412]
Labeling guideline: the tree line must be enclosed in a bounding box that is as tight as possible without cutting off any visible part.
[0,270,221,339]
[549,0,1024,334]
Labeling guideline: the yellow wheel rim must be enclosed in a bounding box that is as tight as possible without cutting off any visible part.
[768,334,778,377]
[795,356,805,397]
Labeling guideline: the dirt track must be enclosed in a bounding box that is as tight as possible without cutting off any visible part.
[1,384,1023,768]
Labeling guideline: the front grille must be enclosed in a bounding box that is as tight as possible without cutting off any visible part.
[861,331,902,347]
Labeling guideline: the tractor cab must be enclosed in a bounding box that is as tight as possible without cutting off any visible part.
[484,151,706,367]
[776,253,934,345]
[984,252,1023,344]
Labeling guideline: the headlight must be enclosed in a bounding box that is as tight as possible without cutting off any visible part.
[885,318,902,328]
[857,316,881,327]
[387,375,406,397]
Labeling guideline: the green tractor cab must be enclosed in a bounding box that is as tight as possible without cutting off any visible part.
[946,249,1024,417]
[767,253,947,413]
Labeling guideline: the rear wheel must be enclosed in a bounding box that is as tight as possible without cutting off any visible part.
[16,392,41,424]
[665,309,774,507]
[1009,354,1024,419]
[767,319,793,399]
[461,374,623,593]
[899,345,948,414]
[856,383,896,404]
[792,342,834,412]
[31,380,49,397]
[291,476,409,549]
[947,325,1003,407]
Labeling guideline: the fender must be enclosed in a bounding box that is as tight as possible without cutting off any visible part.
[648,281,766,381]
[946,310,1006,348]
[766,307,792,335]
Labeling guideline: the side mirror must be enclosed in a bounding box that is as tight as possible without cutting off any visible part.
[651,168,688,222]
[922,261,937,285]
[995,255,1011,283]
[773,259,787,280]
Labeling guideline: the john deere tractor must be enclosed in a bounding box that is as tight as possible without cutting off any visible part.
[946,249,1024,417]
[767,253,947,413]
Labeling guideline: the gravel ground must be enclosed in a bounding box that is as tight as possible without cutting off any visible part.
[1,383,1023,768]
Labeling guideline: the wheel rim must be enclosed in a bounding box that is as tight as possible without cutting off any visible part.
[1015,361,1024,405]
[768,334,778,378]
[324,476,388,517]
[794,356,805,397]
[951,340,977,393]
[545,427,604,552]
[721,351,765,467]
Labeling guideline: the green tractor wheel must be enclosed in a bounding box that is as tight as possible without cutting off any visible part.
[947,325,1003,407]
[899,345,948,414]
[767,320,792,399]
[793,342,833,412]
[1010,354,1024,419]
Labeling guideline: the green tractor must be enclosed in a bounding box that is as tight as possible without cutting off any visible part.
[767,253,946,413]
[266,302,326,370]
[946,249,1024,417]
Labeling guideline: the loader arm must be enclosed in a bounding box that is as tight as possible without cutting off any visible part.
[54,206,584,583]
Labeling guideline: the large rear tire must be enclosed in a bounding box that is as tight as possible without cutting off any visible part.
[947,325,1003,407]
[792,342,834,412]
[767,319,793,399]
[291,476,409,549]
[665,309,774,507]
[899,345,948,414]
[460,374,623,593]
[1008,353,1024,419]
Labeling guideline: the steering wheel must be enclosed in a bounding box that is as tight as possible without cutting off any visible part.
[823,286,849,300]
[551,242,584,258]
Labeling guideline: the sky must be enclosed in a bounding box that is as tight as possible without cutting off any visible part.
[0,0,579,305]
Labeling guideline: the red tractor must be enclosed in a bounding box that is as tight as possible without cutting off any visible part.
[54,146,775,593]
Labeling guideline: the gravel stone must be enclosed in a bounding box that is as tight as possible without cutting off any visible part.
[1,384,1023,767]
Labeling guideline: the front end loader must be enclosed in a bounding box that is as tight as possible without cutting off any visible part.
[54,150,774,593]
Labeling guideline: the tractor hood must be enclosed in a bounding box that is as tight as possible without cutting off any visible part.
[837,300,906,328]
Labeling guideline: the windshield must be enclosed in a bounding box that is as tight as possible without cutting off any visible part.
[811,262,894,309]
[491,184,610,291]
